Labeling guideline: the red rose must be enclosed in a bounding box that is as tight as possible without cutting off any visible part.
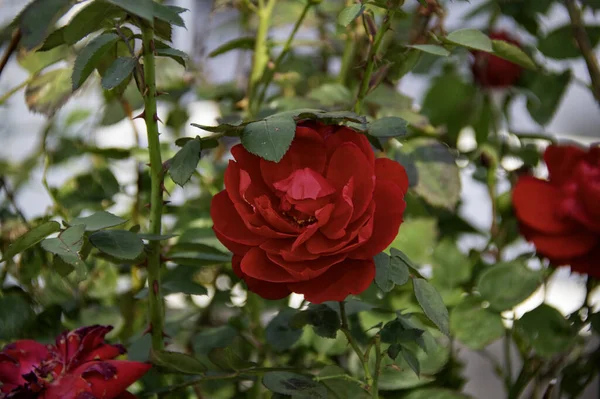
[0,325,151,399]
[513,144,600,278]
[471,31,522,88]
[211,121,408,303]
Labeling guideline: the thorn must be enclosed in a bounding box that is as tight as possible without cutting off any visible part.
[143,87,149,97]
[144,203,150,208]
[162,159,171,171]
[142,324,152,336]
[162,200,171,206]
[160,182,170,196]
[133,110,145,120]
[155,91,168,97]
[146,162,151,167]
[153,113,163,123]
[153,280,159,295]
[162,331,171,339]
[160,255,171,263]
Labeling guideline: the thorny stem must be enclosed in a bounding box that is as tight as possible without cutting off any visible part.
[119,98,142,225]
[247,0,277,118]
[0,29,21,76]
[141,23,165,351]
[339,301,374,390]
[255,1,313,110]
[565,0,600,106]
[338,0,357,86]
[371,335,382,399]
[354,9,396,114]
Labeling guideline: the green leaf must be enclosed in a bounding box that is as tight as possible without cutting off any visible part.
[263,372,327,399]
[151,350,207,374]
[374,252,410,292]
[0,294,35,340]
[63,1,122,44]
[208,347,256,371]
[72,33,120,90]
[477,261,542,311]
[292,304,341,339]
[41,224,86,268]
[492,40,536,69]
[39,27,67,51]
[408,44,451,57]
[209,37,256,58]
[525,70,571,125]
[153,3,186,27]
[2,221,61,261]
[26,68,73,116]
[307,83,353,107]
[449,297,505,350]
[514,304,577,358]
[138,234,178,241]
[369,117,409,138]
[337,4,365,27]
[405,389,472,399]
[106,0,154,22]
[71,211,126,231]
[89,230,144,260]
[190,123,245,135]
[401,346,421,376]
[18,0,74,50]
[17,46,67,74]
[317,366,370,398]
[538,25,600,59]
[266,308,303,352]
[431,239,471,288]
[413,278,449,336]
[406,139,461,209]
[241,115,296,162]
[169,138,201,187]
[446,29,492,52]
[101,57,137,90]
[193,326,238,355]
[167,242,231,263]
[155,44,188,67]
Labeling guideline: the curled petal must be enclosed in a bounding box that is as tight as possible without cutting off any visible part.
[374,158,409,193]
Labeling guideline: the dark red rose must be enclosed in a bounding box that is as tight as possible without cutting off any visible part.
[471,31,522,88]
[0,325,150,399]
[211,121,408,303]
[513,144,600,278]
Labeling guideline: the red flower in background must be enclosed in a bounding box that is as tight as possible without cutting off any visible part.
[0,325,150,399]
[513,144,600,278]
[211,121,408,303]
[471,31,522,88]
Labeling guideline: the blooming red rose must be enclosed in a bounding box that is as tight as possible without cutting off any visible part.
[211,121,408,303]
[0,325,151,399]
[471,31,522,88]
[513,144,600,278]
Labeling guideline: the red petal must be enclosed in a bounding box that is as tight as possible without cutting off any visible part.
[115,392,138,399]
[254,195,301,234]
[42,373,91,399]
[566,244,600,278]
[522,226,597,259]
[320,179,354,240]
[351,181,406,259]
[273,168,335,201]
[0,340,49,390]
[267,252,346,280]
[232,255,291,300]
[326,143,374,222]
[240,248,297,283]
[260,126,327,189]
[544,144,586,186]
[214,230,251,255]
[324,126,375,166]
[513,176,576,234]
[375,158,409,193]
[287,259,375,303]
[211,191,266,246]
[84,360,151,399]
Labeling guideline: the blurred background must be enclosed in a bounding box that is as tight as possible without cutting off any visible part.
[0,0,599,397]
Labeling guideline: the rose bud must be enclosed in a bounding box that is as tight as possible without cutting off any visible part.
[471,30,522,88]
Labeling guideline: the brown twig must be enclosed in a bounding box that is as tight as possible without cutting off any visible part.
[0,29,21,77]
[0,177,29,228]
[565,0,600,105]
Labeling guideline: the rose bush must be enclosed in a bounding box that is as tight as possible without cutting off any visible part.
[513,144,600,278]
[471,30,523,88]
[0,325,150,399]
[211,121,408,303]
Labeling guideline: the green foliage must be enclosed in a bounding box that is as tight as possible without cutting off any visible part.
[413,278,450,336]
[41,224,86,268]
[71,211,126,231]
[101,57,137,90]
[337,4,365,27]
[241,114,297,162]
[263,371,328,398]
[538,25,600,59]
[445,29,492,52]
[89,230,144,260]
[449,297,505,350]
[151,350,207,374]
[266,308,304,352]
[26,68,73,115]
[18,0,74,50]
[476,261,542,311]
[72,33,120,90]
[2,221,60,261]
[209,37,256,58]
[374,251,410,292]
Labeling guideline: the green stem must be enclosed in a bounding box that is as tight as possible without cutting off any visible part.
[354,10,396,114]
[247,0,277,118]
[504,328,513,388]
[255,1,312,109]
[507,358,542,399]
[141,23,165,351]
[371,335,382,399]
[0,78,31,106]
[338,0,356,86]
[314,374,367,387]
[339,301,373,389]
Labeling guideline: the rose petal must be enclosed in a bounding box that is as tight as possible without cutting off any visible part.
[351,181,406,259]
[260,126,327,190]
[0,340,49,390]
[240,248,297,283]
[83,360,150,399]
[287,258,375,303]
[374,158,409,193]
[566,244,600,279]
[232,255,291,300]
[326,142,374,222]
[324,126,375,166]
[513,176,576,234]
[267,252,346,280]
[544,144,587,187]
[521,226,597,259]
[320,179,354,240]
[211,191,267,246]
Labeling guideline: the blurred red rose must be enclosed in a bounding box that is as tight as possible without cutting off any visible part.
[211,121,408,303]
[0,325,150,399]
[471,31,522,88]
[513,144,600,278]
